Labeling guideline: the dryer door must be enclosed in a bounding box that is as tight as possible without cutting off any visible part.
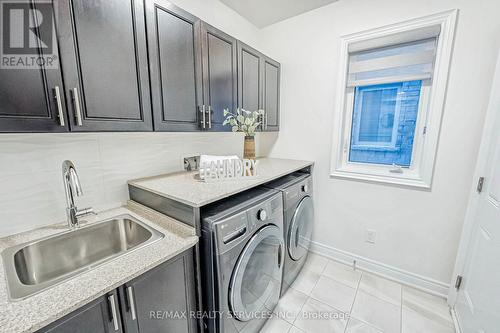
[229,225,284,322]
[288,196,314,261]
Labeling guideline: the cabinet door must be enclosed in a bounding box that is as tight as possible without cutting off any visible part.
[56,0,152,131]
[37,290,122,333]
[0,1,68,133]
[119,249,197,333]
[145,0,203,131]
[261,57,280,131]
[237,41,262,113]
[200,22,237,131]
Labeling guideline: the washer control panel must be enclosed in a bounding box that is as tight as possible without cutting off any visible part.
[257,209,267,221]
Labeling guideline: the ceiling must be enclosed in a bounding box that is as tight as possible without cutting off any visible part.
[220,0,339,28]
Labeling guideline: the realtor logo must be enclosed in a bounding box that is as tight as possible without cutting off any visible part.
[0,0,58,69]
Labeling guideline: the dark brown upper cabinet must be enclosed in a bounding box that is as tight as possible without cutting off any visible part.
[237,42,280,132]
[56,0,152,131]
[1,0,279,134]
[0,2,68,133]
[237,41,262,113]
[262,56,280,131]
[145,0,203,131]
[200,22,238,131]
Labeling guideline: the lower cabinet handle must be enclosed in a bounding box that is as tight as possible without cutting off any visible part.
[200,105,206,129]
[208,105,212,129]
[108,294,119,331]
[72,87,83,126]
[54,86,65,127]
[127,286,137,321]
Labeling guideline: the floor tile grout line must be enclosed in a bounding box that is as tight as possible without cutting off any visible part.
[290,287,313,326]
[292,258,336,332]
[321,265,363,291]
[291,295,309,328]
[344,270,364,333]
[279,289,308,326]
[316,272,359,291]
[307,272,358,310]
[356,273,404,307]
[346,317,385,333]
[315,253,362,332]
[308,270,359,315]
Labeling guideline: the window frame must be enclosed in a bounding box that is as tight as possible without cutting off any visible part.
[330,10,458,189]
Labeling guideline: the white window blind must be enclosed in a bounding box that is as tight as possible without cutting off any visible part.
[347,26,440,87]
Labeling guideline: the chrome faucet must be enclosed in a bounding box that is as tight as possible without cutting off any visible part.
[62,160,94,229]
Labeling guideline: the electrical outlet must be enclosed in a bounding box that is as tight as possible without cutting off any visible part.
[366,229,376,244]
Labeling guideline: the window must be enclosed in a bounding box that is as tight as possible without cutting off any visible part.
[330,10,457,188]
[350,80,421,167]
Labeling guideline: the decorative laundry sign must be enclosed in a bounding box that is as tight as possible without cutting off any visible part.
[200,158,258,182]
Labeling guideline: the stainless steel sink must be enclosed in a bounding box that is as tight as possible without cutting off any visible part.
[2,214,164,300]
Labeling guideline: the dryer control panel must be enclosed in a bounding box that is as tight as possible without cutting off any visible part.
[208,191,283,255]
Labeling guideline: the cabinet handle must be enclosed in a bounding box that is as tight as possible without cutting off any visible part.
[200,105,206,129]
[72,88,83,126]
[54,86,65,127]
[207,105,212,129]
[265,112,268,130]
[108,294,119,331]
[127,286,137,321]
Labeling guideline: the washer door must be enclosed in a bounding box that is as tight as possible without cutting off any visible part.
[288,196,314,261]
[229,225,284,322]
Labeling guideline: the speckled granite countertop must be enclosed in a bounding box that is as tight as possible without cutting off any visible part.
[0,201,198,333]
[128,158,314,207]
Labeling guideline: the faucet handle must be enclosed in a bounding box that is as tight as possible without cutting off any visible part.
[75,207,96,219]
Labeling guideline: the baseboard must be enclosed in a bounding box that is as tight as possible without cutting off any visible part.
[309,240,450,298]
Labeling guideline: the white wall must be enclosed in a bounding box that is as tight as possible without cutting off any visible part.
[258,0,500,286]
[0,0,260,237]
[170,0,261,46]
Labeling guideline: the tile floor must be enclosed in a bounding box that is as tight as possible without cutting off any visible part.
[260,253,455,333]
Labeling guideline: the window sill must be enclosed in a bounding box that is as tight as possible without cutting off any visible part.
[330,168,431,189]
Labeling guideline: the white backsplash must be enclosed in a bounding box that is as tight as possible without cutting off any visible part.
[0,132,257,237]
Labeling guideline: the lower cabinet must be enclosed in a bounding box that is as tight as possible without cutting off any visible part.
[37,249,196,333]
[119,249,197,333]
[38,289,123,333]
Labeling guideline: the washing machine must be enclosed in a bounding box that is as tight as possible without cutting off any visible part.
[201,187,284,333]
[265,172,314,296]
